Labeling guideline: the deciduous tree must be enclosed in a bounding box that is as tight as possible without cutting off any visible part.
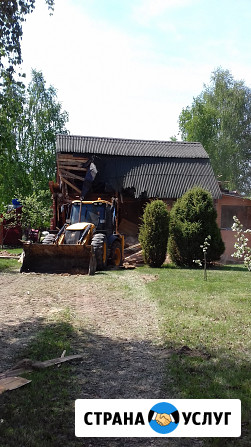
[16,182,52,234]
[20,69,68,190]
[0,0,54,73]
[0,69,68,210]
[179,68,251,194]
[0,70,27,208]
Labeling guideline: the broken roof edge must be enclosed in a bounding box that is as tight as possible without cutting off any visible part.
[56,134,209,159]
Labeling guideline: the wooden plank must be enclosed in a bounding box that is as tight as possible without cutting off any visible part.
[60,176,81,194]
[58,165,87,171]
[0,355,83,380]
[65,181,69,198]
[0,368,32,379]
[58,154,88,160]
[0,377,31,394]
[58,157,88,164]
[58,156,88,162]
[58,154,75,158]
[60,172,85,183]
[32,354,83,369]
[58,160,87,167]
[60,169,85,182]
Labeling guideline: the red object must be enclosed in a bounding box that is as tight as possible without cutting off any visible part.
[1,207,22,247]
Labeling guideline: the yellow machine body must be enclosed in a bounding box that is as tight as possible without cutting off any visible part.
[21,198,124,274]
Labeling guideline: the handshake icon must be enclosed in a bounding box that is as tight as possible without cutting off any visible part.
[155,412,172,426]
[149,409,179,426]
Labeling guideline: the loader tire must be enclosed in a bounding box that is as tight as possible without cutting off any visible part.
[91,234,107,270]
[110,240,123,266]
[42,234,56,245]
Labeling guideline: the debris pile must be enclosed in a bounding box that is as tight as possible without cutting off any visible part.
[0,354,82,394]
[123,243,144,268]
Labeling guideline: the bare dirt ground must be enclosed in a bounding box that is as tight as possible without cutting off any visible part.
[0,269,202,447]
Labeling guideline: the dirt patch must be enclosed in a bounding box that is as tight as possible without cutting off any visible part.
[0,270,202,446]
[0,270,165,382]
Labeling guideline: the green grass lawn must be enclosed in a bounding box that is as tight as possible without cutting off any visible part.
[0,258,20,272]
[0,314,79,447]
[0,263,250,446]
[0,248,22,271]
[138,264,251,446]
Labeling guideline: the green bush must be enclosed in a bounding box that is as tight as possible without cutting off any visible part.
[16,183,52,237]
[168,187,225,266]
[139,200,169,267]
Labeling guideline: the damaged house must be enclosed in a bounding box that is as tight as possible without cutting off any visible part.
[50,135,221,238]
[49,134,251,262]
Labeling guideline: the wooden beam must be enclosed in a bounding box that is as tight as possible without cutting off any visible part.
[60,169,85,182]
[58,160,88,167]
[57,156,88,163]
[57,153,88,159]
[60,176,81,194]
[58,164,87,171]
[65,181,69,198]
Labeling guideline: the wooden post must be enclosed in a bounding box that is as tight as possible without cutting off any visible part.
[0,220,3,248]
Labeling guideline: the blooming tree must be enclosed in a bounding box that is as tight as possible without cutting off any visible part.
[193,235,211,280]
[231,216,251,271]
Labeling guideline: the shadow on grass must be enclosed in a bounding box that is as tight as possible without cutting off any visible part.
[0,315,249,447]
[0,317,178,447]
[212,265,247,272]
[162,263,246,272]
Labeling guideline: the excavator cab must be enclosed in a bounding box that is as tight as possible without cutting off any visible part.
[70,200,115,234]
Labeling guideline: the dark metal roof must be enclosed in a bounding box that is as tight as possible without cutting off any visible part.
[56,135,221,199]
[95,156,221,199]
[56,135,208,159]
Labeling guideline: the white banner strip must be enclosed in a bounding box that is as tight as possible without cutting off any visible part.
[75,399,241,438]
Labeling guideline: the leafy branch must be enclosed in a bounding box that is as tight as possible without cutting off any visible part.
[231,216,251,271]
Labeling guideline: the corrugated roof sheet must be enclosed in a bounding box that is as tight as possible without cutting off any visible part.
[95,156,221,199]
[56,135,208,159]
[56,135,221,199]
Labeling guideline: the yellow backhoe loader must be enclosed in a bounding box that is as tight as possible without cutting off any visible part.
[21,198,124,274]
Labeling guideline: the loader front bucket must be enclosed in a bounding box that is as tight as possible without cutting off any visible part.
[21,242,94,274]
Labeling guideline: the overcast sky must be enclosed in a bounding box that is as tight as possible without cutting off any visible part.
[21,0,251,141]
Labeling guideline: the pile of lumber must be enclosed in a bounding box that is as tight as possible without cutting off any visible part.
[124,243,144,266]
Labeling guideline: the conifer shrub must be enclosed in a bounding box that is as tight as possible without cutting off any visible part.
[139,200,169,267]
[168,187,225,266]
